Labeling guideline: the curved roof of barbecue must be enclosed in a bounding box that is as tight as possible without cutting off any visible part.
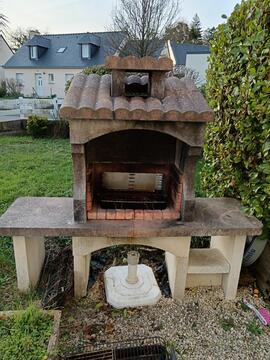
[60,60,213,122]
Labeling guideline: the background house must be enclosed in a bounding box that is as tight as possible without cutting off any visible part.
[0,35,13,80]
[3,31,125,98]
[167,41,210,83]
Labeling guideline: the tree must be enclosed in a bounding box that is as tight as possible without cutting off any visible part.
[189,14,202,44]
[164,21,190,43]
[170,65,199,84]
[9,27,41,51]
[0,8,8,33]
[203,27,216,44]
[110,0,180,57]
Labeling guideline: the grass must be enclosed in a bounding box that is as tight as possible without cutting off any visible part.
[0,135,72,215]
[0,305,54,359]
[0,135,72,310]
[247,321,264,336]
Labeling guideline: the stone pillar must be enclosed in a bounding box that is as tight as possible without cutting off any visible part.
[165,236,191,299]
[211,235,246,299]
[111,70,125,96]
[13,236,45,291]
[150,71,166,99]
[72,237,91,298]
[181,146,201,221]
[73,253,91,298]
[71,144,86,223]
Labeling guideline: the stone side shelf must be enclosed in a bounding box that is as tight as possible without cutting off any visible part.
[0,197,262,301]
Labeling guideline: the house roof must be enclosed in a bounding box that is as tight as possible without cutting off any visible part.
[170,42,210,65]
[0,34,13,54]
[4,31,125,69]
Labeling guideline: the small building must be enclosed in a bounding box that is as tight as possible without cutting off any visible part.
[0,35,13,80]
[3,32,125,98]
[167,41,210,83]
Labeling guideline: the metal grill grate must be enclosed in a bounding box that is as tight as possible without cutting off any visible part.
[64,337,176,360]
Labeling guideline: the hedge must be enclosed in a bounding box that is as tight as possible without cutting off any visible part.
[202,0,270,238]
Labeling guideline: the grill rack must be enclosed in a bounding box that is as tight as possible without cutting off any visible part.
[64,336,176,360]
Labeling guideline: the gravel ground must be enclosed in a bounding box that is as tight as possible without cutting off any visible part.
[59,282,270,360]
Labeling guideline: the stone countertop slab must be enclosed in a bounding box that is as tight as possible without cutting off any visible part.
[0,197,262,238]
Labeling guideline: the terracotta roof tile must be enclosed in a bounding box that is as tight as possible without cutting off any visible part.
[60,73,213,122]
[106,55,173,71]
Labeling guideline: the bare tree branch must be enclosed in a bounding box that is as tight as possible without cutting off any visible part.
[108,0,181,57]
[0,7,8,35]
[8,27,41,51]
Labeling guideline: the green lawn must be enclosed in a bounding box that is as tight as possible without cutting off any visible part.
[0,135,72,310]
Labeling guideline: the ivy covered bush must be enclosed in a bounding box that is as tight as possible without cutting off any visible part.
[202,0,270,238]
[27,115,49,138]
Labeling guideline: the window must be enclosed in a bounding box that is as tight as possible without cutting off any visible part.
[65,74,74,83]
[48,73,55,84]
[16,73,24,86]
[57,47,66,53]
[81,44,91,59]
[30,46,38,59]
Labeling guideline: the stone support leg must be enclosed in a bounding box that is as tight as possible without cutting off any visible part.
[165,236,191,300]
[72,237,91,298]
[73,253,91,298]
[13,236,45,291]
[211,235,246,299]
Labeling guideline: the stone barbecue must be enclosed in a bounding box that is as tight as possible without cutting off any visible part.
[60,56,213,223]
[0,55,262,304]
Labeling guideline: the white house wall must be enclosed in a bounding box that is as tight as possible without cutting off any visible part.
[4,68,83,98]
[185,53,209,84]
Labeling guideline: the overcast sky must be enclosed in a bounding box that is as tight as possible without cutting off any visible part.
[2,0,240,34]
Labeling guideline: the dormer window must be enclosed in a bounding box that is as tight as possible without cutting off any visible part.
[27,35,50,61]
[82,44,91,59]
[30,46,38,60]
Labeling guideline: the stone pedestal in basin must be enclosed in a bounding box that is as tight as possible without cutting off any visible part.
[104,264,161,308]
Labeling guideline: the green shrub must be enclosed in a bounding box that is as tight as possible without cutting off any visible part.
[27,115,49,138]
[0,80,7,97]
[202,0,270,238]
[83,64,109,76]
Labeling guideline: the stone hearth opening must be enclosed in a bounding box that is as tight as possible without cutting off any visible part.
[61,56,214,223]
[85,130,183,220]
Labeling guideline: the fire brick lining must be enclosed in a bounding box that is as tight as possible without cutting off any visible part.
[60,74,214,122]
[86,165,183,221]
